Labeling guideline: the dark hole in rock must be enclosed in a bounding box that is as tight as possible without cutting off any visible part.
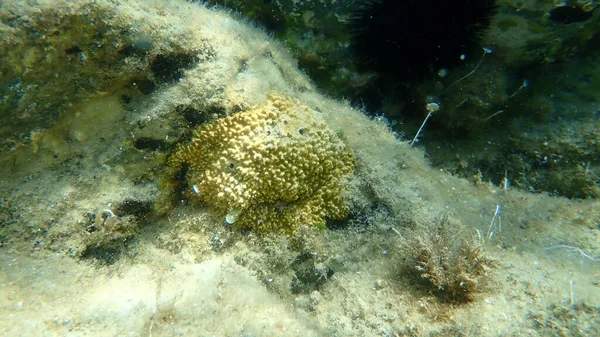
[130,76,156,95]
[121,94,132,104]
[65,45,82,54]
[150,52,199,83]
[133,137,167,151]
[178,105,225,127]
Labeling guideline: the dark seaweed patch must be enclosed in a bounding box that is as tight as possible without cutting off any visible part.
[114,199,153,220]
[290,253,334,294]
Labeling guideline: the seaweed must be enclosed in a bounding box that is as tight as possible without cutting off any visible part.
[398,214,496,303]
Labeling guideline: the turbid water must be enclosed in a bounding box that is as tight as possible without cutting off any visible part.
[0,1,598,336]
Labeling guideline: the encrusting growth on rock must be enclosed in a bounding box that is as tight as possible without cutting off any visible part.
[168,94,354,233]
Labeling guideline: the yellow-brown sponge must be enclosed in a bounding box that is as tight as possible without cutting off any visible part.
[169,94,354,233]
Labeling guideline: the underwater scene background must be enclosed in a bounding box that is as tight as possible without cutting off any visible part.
[0,0,598,336]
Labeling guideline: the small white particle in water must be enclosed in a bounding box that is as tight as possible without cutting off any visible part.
[192,185,200,194]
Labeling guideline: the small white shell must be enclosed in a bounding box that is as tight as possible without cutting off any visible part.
[225,209,241,225]
[102,209,115,218]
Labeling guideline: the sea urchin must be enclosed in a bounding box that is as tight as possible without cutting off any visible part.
[349,0,498,81]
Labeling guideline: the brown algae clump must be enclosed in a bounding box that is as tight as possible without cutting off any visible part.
[399,215,496,302]
[168,94,354,233]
